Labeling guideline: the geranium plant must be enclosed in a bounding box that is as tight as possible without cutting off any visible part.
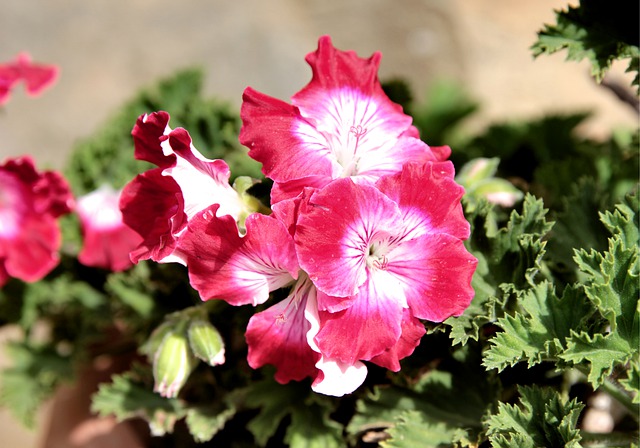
[0,1,638,446]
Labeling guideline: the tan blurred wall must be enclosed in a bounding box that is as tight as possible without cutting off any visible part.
[0,0,637,446]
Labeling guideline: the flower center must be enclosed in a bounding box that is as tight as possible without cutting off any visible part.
[366,241,390,271]
[338,123,367,178]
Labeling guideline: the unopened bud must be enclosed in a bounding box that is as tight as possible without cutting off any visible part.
[187,318,225,366]
[456,157,523,207]
[153,328,196,398]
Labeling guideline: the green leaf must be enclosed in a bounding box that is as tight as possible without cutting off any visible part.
[0,342,74,428]
[185,402,236,443]
[486,385,584,448]
[620,359,640,404]
[411,79,479,147]
[380,410,455,448]
[531,1,640,87]
[106,271,156,319]
[91,367,185,436]
[562,195,639,386]
[284,395,343,448]
[483,282,594,371]
[348,347,495,446]
[243,378,341,447]
[545,179,609,281]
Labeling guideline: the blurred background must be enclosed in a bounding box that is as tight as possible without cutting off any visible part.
[0,0,636,445]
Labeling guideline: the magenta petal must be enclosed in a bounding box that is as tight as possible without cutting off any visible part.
[270,175,330,205]
[0,53,58,103]
[388,233,477,322]
[178,209,299,305]
[240,87,335,183]
[15,53,59,96]
[0,157,70,284]
[369,309,425,371]
[2,213,60,282]
[295,178,400,297]
[246,277,320,383]
[77,186,142,272]
[293,35,385,102]
[315,270,405,364]
[131,111,173,168]
[119,168,187,263]
[376,161,470,240]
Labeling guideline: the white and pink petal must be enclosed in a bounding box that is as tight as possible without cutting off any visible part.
[386,233,477,322]
[246,275,320,384]
[178,208,299,306]
[376,161,470,240]
[295,178,401,298]
[76,185,142,272]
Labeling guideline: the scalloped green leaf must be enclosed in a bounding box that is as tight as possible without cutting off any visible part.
[0,342,73,428]
[380,410,456,448]
[284,395,343,448]
[185,403,236,443]
[348,348,494,446]
[620,359,640,404]
[531,1,640,87]
[486,386,583,448]
[243,378,341,447]
[563,195,639,387]
[91,367,185,436]
[483,281,594,371]
[446,195,553,344]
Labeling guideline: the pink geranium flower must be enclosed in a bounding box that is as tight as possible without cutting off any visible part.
[0,53,58,105]
[294,162,476,375]
[76,185,143,272]
[240,35,451,204]
[120,111,255,265]
[0,156,73,286]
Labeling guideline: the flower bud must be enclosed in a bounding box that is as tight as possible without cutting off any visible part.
[456,157,523,207]
[153,327,196,398]
[187,318,225,366]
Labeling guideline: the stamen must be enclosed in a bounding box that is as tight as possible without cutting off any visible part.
[372,254,389,270]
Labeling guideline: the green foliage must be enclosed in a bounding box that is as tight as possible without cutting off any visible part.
[561,195,639,387]
[483,281,594,372]
[486,385,584,448]
[0,342,74,427]
[349,346,496,447]
[531,0,640,89]
[64,68,262,196]
[185,403,237,444]
[242,378,342,448]
[91,366,185,436]
[411,79,479,146]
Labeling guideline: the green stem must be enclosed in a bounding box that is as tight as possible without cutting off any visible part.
[600,376,638,420]
[574,366,638,420]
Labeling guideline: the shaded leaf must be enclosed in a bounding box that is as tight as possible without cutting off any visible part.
[486,385,583,448]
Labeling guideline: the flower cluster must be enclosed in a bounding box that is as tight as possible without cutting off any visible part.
[120,36,477,396]
[0,156,73,286]
[0,155,144,284]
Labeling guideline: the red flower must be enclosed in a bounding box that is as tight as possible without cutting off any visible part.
[0,53,58,105]
[0,157,73,286]
[76,185,143,272]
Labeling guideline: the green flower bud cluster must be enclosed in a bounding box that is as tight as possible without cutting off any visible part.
[456,157,523,209]
[143,310,225,398]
